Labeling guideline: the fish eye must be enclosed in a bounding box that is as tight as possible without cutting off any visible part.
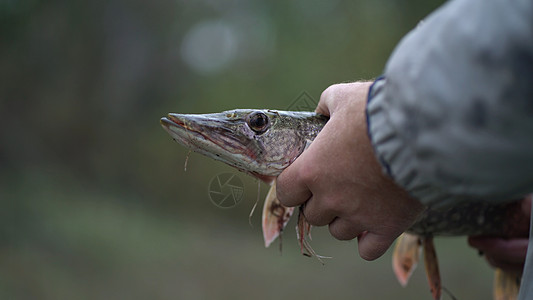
[247,111,270,134]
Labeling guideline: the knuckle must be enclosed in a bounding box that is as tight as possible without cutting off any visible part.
[315,192,346,218]
[329,222,357,241]
[323,195,343,215]
[298,162,320,187]
[302,202,326,226]
[320,84,340,102]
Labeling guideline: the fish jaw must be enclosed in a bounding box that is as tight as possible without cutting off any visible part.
[161,112,259,175]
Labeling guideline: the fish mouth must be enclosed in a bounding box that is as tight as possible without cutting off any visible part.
[160,114,190,132]
[161,114,188,129]
[160,115,196,148]
[161,113,275,182]
[160,112,257,162]
[160,114,219,150]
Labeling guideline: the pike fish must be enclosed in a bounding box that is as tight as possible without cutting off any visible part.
[161,109,529,300]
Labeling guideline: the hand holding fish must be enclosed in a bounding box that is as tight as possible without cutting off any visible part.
[276,82,425,261]
[160,82,529,299]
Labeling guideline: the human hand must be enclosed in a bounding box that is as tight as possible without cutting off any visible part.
[468,196,531,275]
[276,82,425,261]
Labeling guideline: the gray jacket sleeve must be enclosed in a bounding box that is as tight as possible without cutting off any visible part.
[366,0,533,209]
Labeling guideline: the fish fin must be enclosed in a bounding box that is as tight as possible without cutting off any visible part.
[392,232,422,287]
[295,206,331,264]
[262,181,294,248]
[493,268,520,300]
[423,236,442,300]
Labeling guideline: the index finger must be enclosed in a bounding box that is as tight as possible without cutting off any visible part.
[276,150,313,207]
[315,82,372,116]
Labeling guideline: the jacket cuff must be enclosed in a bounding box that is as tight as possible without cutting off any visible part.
[366,77,450,209]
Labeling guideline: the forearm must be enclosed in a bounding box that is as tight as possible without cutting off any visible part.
[366,0,533,208]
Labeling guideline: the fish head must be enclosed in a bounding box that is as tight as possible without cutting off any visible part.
[161,109,327,182]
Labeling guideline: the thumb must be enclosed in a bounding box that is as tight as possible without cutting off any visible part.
[357,231,396,261]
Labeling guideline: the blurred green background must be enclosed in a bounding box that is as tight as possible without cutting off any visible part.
[1,0,496,299]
